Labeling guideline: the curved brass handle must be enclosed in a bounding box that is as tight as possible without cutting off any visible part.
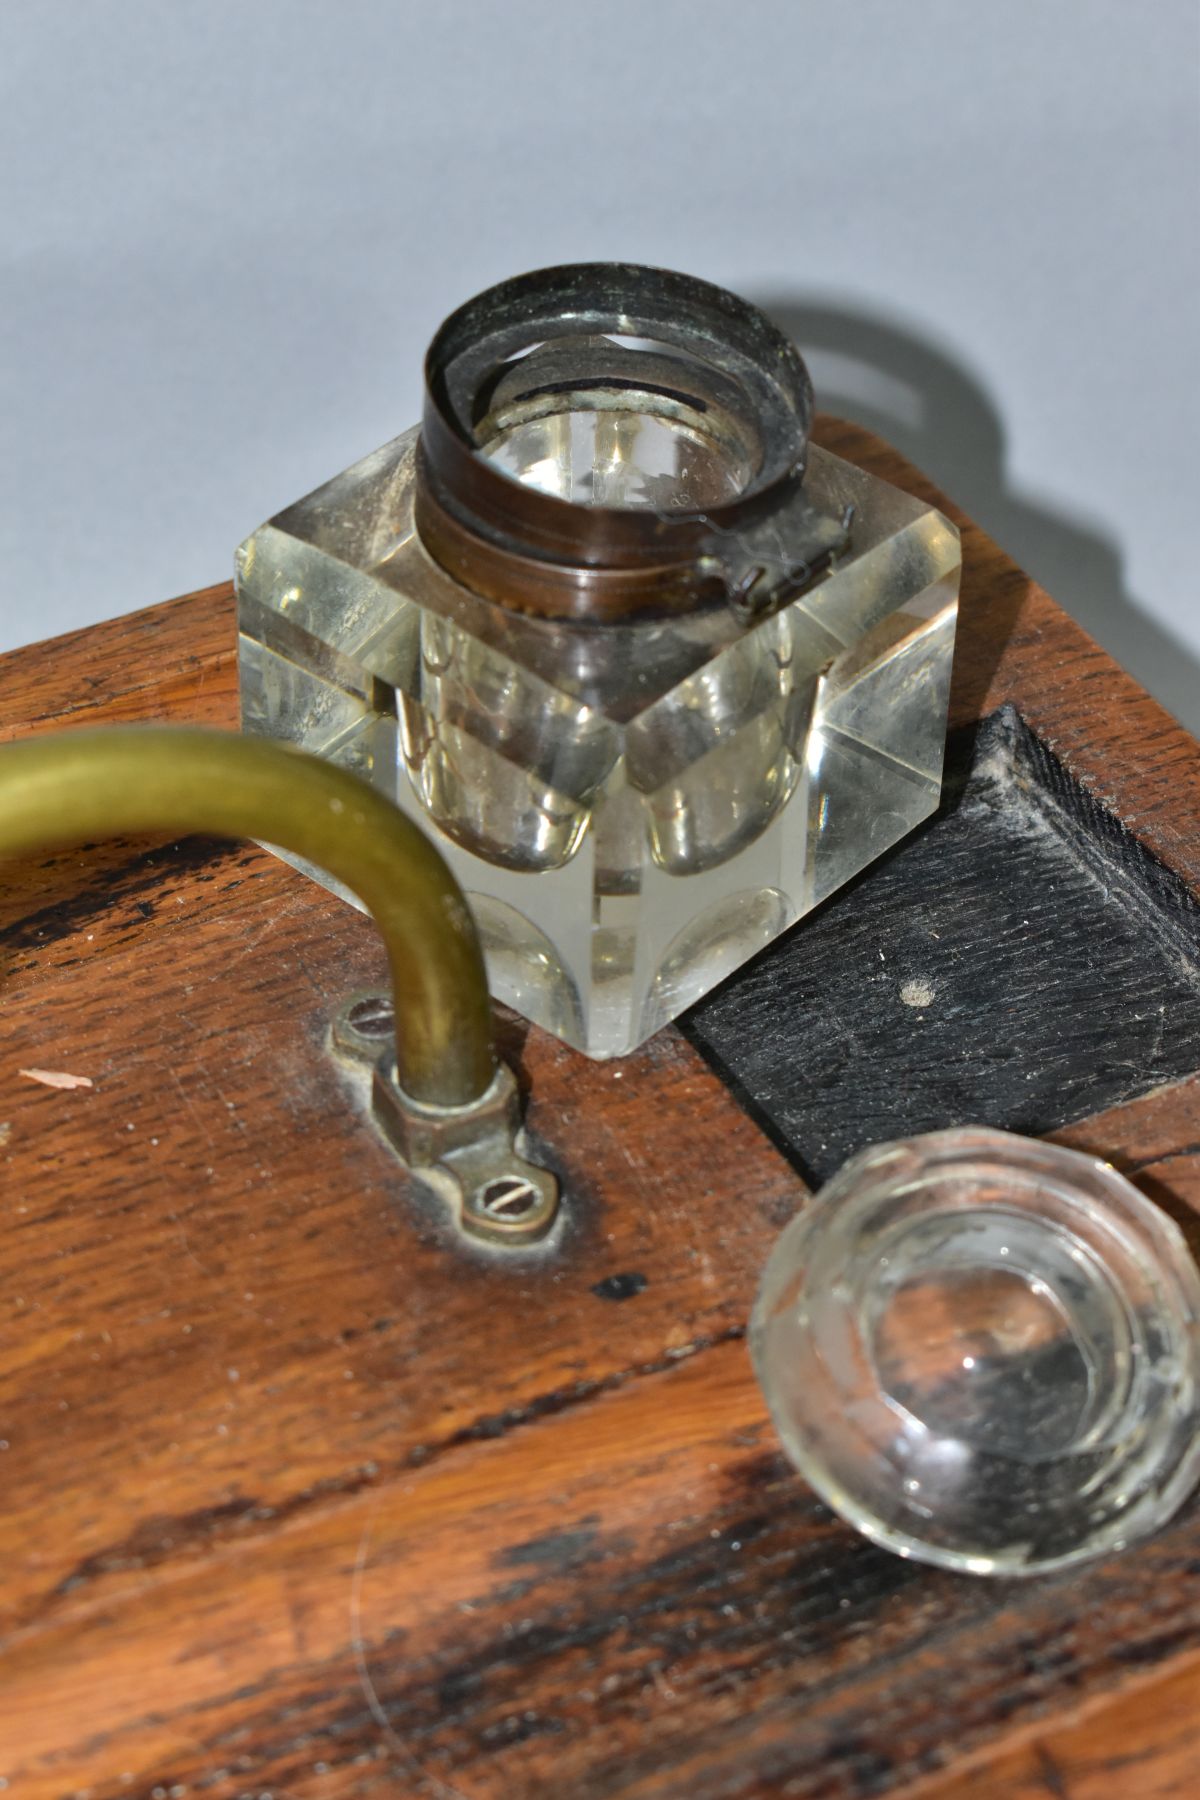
[0,725,495,1108]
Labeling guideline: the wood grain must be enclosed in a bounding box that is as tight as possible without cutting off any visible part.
[913,1652,1200,1799]
[0,420,1197,1799]
[0,580,235,742]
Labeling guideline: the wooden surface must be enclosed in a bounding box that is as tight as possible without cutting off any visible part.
[0,419,1198,1798]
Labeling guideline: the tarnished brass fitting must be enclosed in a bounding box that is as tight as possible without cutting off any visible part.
[335,993,559,1248]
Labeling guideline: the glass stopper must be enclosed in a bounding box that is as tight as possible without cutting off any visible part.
[750,1127,1200,1576]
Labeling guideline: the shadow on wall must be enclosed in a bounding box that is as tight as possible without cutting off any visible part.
[755,297,1199,736]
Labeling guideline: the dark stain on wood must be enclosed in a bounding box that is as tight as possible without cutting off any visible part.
[591,1271,649,1301]
[0,835,244,952]
[498,1520,603,1569]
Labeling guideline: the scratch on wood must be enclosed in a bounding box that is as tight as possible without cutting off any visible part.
[350,1498,472,1799]
[167,1064,215,1152]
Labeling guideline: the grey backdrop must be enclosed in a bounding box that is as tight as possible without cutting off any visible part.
[3,0,1198,729]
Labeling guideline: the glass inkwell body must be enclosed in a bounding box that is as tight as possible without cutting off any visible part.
[238,265,960,1057]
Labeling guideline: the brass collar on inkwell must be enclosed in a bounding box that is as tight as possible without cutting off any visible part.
[412,262,851,625]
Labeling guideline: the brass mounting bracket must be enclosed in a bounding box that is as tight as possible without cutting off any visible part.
[333,992,560,1248]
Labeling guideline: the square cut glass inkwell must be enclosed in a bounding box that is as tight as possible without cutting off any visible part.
[238,265,960,1057]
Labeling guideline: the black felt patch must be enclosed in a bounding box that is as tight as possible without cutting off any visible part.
[683,707,1200,1185]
